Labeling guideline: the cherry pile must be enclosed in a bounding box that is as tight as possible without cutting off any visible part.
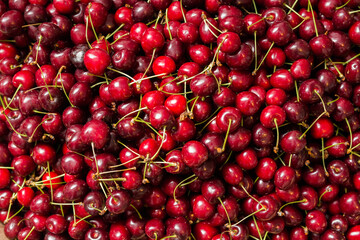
[0,0,360,239]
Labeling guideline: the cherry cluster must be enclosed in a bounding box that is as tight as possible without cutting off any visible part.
[0,0,360,239]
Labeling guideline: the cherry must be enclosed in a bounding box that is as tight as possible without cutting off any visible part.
[141,28,165,53]
[109,223,131,240]
[192,195,215,220]
[274,166,296,190]
[236,91,261,116]
[265,88,287,106]
[267,21,293,46]
[132,1,155,23]
[68,219,90,240]
[260,105,286,128]
[12,155,35,177]
[254,157,276,181]
[227,127,252,152]
[0,10,24,36]
[305,210,327,234]
[63,179,88,202]
[199,17,220,44]
[254,195,279,221]
[181,140,208,168]
[193,222,218,240]
[84,48,111,75]
[310,35,334,58]
[32,143,56,166]
[83,191,105,217]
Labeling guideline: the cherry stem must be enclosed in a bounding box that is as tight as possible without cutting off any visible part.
[284,3,305,19]
[252,0,258,14]
[179,0,187,23]
[321,138,329,177]
[97,177,126,181]
[6,205,24,223]
[74,214,93,227]
[253,216,263,240]
[197,107,222,128]
[154,10,163,29]
[22,23,41,28]
[344,53,360,64]
[222,120,233,152]
[106,24,124,40]
[308,0,318,36]
[254,31,258,71]
[318,187,330,206]
[160,235,177,240]
[327,58,345,80]
[220,151,233,169]
[130,204,143,219]
[110,157,141,170]
[165,9,172,40]
[349,141,360,154]
[113,107,147,127]
[239,183,263,207]
[278,199,306,213]
[28,117,52,143]
[218,197,232,227]
[294,80,300,102]
[50,202,81,206]
[345,117,353,151]
[4,193,15,224]
[189,96,199,115]
[232,207,265,226]
[287,0,299,14]
[33,35,42,65]
[87,9,98,42]
[3,114,28,137]
[299,111,327,140]
[173,174,196,202]
[293,18,307,30]
[4,84,22,111]
[0,166,14,169]
[204,19,221,37]
[46,161,54,203]
[320,141,348,152]
[150,127,166,161]
[247,18,266,31]
[91,142,99,174]
[99,181,108,198]
[135,118,163,138]
[336,0,350,9]
[24,226,35,240]
[143,48,157,77]
[253,42,274,75]
[117,140,142,156]
[107,67,135,81]
[273,119,280,153]
[288,154,292,167]
[349,9,360,14]
[110,32,130,46]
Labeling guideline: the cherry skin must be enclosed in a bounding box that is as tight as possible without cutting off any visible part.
[260,105,286,128]
[84,48,111,76]
[17,187,35,207]
[192,195,215,220]
[236,91,261,116]
[216,107,242,133]
[255,158,277,181]
[274,166,296,190]
[181,140,208,168]
[349,21,360,46]
[305,210,327,234]
[254,195,279,221]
